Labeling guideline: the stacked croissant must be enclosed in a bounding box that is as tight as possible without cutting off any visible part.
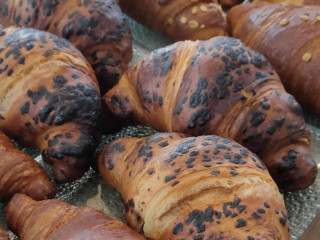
[0,0,318,239]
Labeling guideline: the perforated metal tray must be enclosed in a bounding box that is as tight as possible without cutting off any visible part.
[0,18,319,240]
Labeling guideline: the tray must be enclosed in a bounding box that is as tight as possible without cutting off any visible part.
[0,17,319,240]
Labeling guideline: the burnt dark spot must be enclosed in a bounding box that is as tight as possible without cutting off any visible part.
[186,157,195,164]
[278,150,297,172]
[257,208,265,213]
[189,77,208,108]
[190,150,199,156]
[274,117,285,127]
[20,101,30,115]
[174,168,181,173]
[148,169,154,175]
[211,171,220,176]
[19,57,25,64]
[186,207,214,233]
[172,223,183,235]
[264,202,270,208]
[165,175,176,183]
[7,69,13,76]
[188,109,211,129]
[259,101,270,110]
[266,124,276,135]
[53,75,68,89]
[250,110,265,127]
[48,134,63,147]
[235,218,247,228]
[230,170,238,175]
[71,74,79,79]
[159,141,169,147]
[251,212,261,219]
[247,236,255,240]
[172,181,179,187]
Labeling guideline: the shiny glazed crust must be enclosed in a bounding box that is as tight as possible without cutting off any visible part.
[0,26,101,183]
[227,2,320,116]
[118,0,229,41]
[219,0,245,8]
[6,193,146,240]
[98,133,290,240]
[0,131,56,202]
[103,37,317,191]
[252,0,319,4]
[0,0,132,93]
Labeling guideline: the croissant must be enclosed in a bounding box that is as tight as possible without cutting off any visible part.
[98,132,290,239]
[0,131,55,202]
[117,0,229,41]
[0,26,101,183]
[251,0,319,4]
[0,226,8,240]
[0,0,132,93]
[228,2,320,118]
[103,37,317,191]
[219,0,245,8]
[6,193,146,240]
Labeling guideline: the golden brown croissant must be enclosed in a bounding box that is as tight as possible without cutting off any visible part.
[0,0,132,93]
[103,37,317,191]
[0,131,55,202]
[117,0,229,41]
[0,26,101,183]
[228,2,320,118]
[6,193,146,240]
[251,0,319,4]
[0,226,8,240]
[98,133,290,240]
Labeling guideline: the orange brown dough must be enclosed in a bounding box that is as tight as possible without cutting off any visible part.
[0,26,101,183]
[103,37,317,191]
[0,0,132,93]
[99,133,290,240]
[6,193,146,240]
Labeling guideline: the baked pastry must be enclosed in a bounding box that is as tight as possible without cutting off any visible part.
[117,0,229,41]
[251,0,319,4]
[0,226,8,240]
[0,131,55,202]
[6,193,146,240]
[228,2,320,117]
[0,0,132,93]
[98,133,290,240]
[103,37,317,191]
[220,0,245,8]
[0,26,101,183]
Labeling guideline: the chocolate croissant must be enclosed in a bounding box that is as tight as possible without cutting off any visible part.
[228,2,320,117]
[0,226,8,240]
[0,0,132,93]
[117,0,229,41]
[98,133,290,239]
[251,0,319,4]
[103,37,317,191]
[6,193,146,240]
[0,26,101,183]
[0,131,55,202]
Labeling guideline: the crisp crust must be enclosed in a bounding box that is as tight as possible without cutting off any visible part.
[0,0,132,93]
[0,26,101,183]
[228,2,320,117]
[103,37,317,191]
[0,131,56,202]
[118,0,229,41]
[99,133,290,239]
[6,193,145,240]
